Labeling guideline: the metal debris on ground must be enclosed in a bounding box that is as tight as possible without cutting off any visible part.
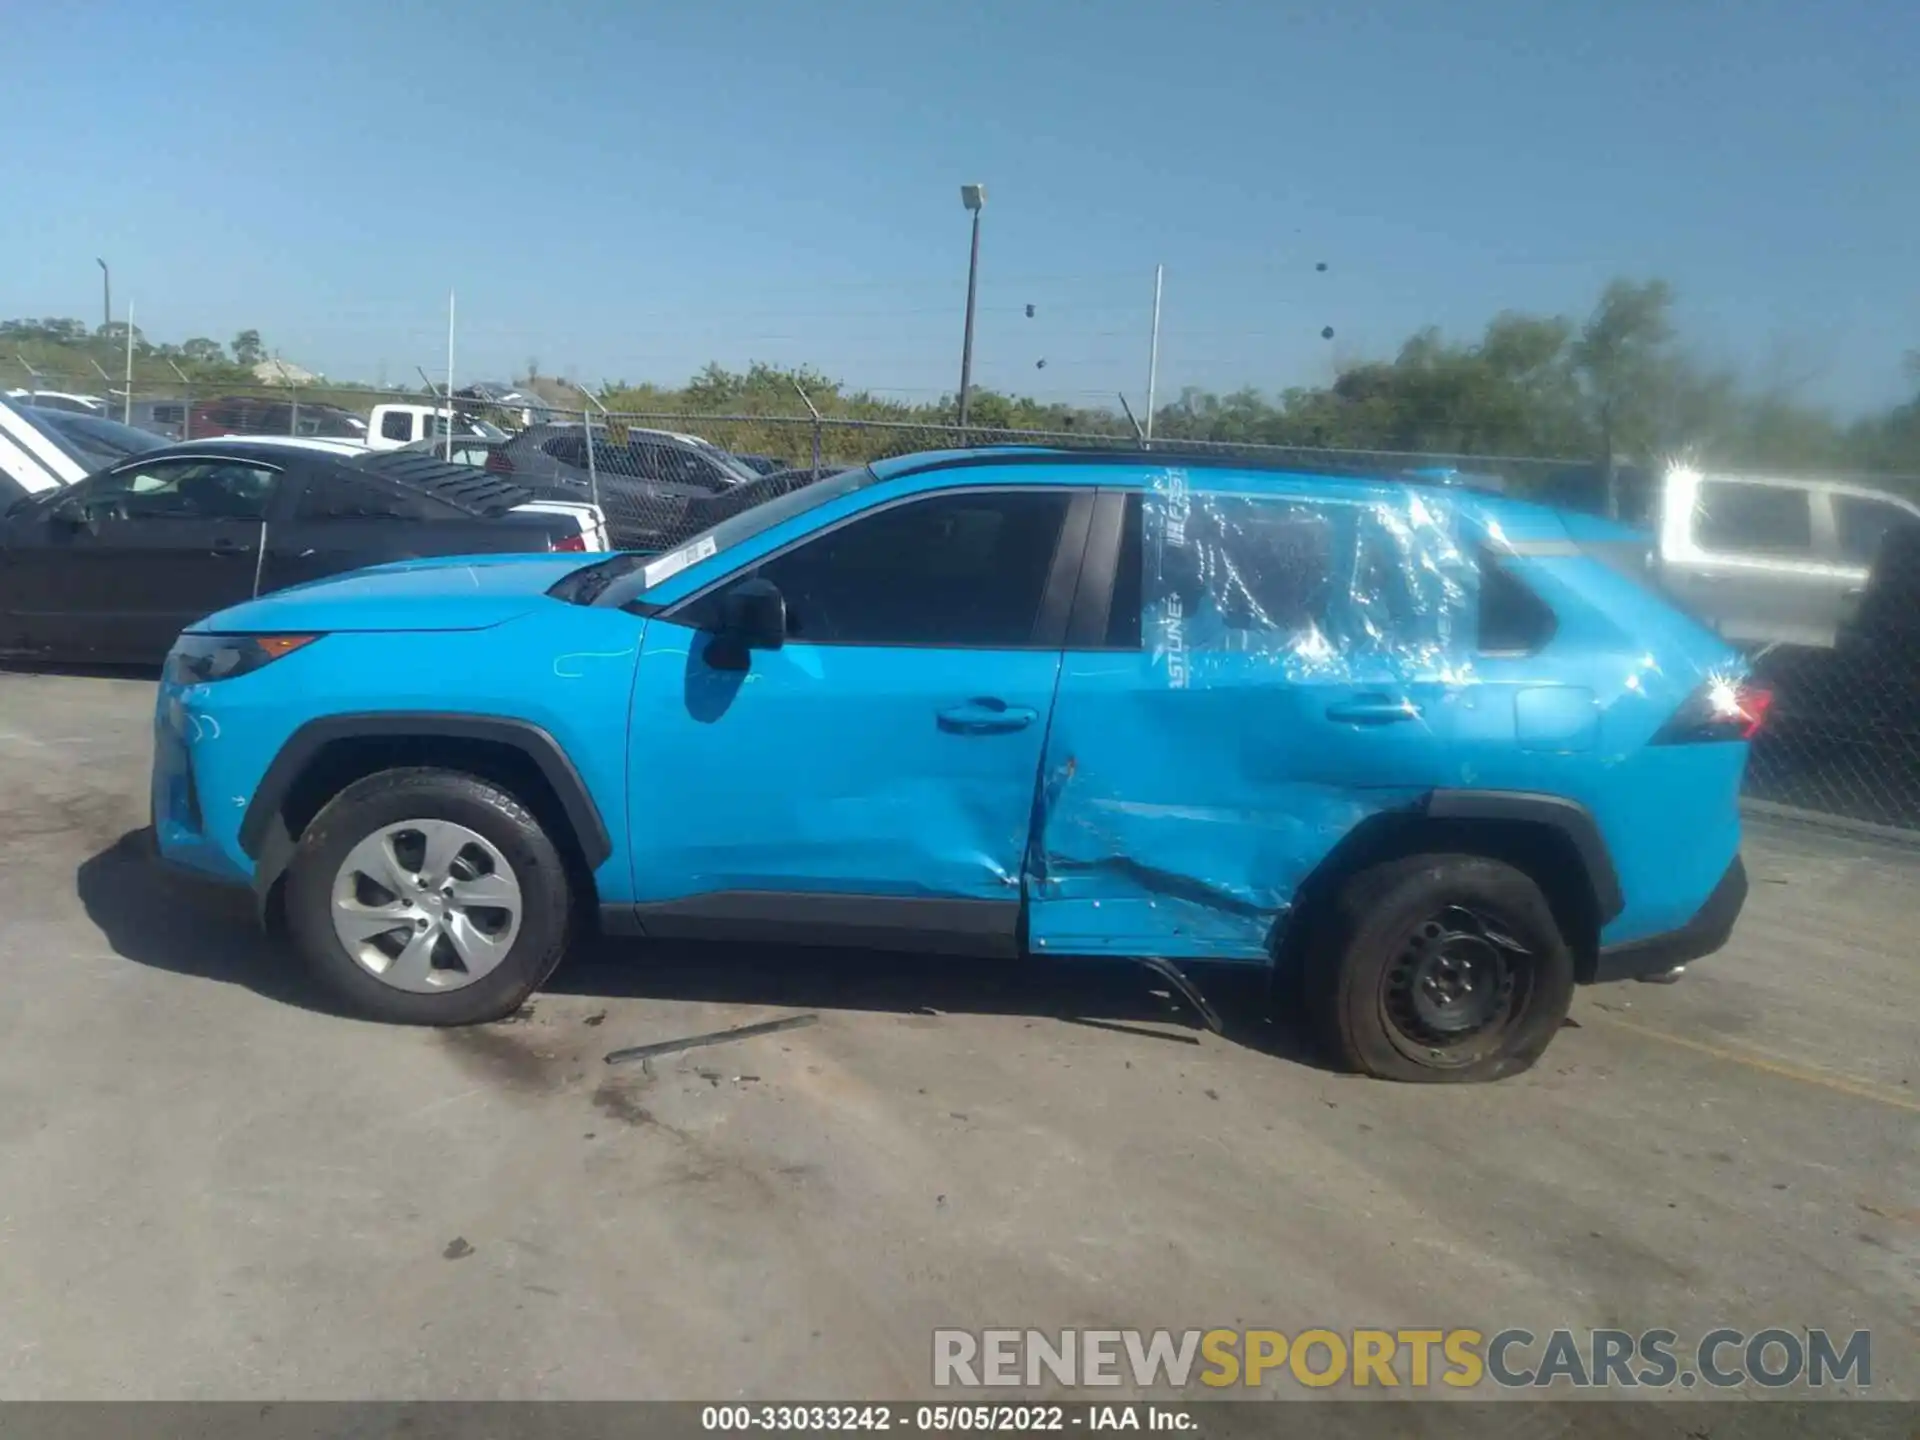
[603,1013,820,1067]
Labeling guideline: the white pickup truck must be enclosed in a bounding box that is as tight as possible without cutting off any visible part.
[1525,461,1920,652]
[364,403,506,451]
[1657,467,1920,651]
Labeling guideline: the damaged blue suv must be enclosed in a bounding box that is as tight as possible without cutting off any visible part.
[151,448,1762,1081]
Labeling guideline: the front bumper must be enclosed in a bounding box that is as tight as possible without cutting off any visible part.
[1590,855,1748,983]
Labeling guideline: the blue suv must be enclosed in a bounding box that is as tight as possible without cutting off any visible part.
[150,448,1762,1081]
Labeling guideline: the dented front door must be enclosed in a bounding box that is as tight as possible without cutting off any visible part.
[623,485,1081,934]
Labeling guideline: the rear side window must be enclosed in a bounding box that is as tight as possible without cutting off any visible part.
[380,411,413,442]
[297,474,432,521]
[1104,496,1145,648]
[1693,481,1812,556]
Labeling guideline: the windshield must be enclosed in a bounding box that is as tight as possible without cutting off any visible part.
[27,406,167,468]
[629,464,882,595]
[692,439,760,484]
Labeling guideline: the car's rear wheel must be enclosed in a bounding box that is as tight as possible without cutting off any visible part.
[1303,854,1574,1082]
[284,767,573,1025]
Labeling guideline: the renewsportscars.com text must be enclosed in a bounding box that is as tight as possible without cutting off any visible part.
[933,1327,1872,1391]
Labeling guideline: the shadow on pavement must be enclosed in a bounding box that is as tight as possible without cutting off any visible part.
[77,828,1328,1069]
[75,829,349,1016]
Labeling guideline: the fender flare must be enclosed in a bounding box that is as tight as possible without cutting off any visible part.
[237,712,613,869]
[1420,788,1623,922]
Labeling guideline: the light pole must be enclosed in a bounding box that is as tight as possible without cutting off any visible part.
[956,183,986,439]
[96,258,111,336]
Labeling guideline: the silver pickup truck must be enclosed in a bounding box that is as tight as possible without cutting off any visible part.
[1538,463,1920,652]
[1658,467,1920,651]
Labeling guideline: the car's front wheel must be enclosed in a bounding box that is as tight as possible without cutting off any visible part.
[284,767,574,1025]
[1303,854,1575,1083]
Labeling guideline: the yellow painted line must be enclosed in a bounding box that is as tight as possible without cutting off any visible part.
[1586,1013,1920,1115]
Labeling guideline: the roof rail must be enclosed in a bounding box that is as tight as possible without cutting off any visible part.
[877,445,1511,494]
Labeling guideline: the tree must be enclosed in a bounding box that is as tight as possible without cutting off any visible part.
[1,317,90,343]
[99,320,147,351]
[1570,280,1675,513]
[181,337,224,364]
[231,330,265,366]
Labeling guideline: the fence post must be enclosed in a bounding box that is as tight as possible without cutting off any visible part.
[791,378,823,475]
[584,407,599,511]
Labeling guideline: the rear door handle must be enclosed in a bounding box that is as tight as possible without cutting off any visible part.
[211,538,249,557]
[937,698,1038,735]
[1325,696,1418,725]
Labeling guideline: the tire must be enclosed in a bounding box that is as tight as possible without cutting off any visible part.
[1302,854,1574,1083]
[284,767,574,1025]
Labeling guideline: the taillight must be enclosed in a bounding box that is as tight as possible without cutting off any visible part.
[1652,678,1772,744]
[485,450,514,474]
[551,531,588,552]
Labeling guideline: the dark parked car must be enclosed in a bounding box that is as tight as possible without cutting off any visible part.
[0,439,596,664]
[402,424,761,548]
[188,396,370,442]
[23,405,169,468]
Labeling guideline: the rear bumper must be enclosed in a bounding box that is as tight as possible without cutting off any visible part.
[1589,855,1748,983]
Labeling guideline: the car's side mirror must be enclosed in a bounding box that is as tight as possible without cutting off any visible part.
[703,578,785,673]
[720,577,787,651]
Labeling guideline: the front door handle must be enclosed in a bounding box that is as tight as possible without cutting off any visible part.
[210,538,250,557]
[1325,696,1418,726]
[937,698,1038,735]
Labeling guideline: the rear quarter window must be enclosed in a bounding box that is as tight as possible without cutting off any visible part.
[1477,552,1556,654]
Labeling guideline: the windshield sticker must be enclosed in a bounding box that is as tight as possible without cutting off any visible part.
[642,534,718,588]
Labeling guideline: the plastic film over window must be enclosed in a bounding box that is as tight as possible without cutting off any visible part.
[1142,467,1480,688]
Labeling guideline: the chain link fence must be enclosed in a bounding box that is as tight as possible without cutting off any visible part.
[10,370,1919,833]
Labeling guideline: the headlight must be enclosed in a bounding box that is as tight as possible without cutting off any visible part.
[167,633,320,685]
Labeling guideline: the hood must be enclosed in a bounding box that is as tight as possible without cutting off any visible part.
[189,553,595,635]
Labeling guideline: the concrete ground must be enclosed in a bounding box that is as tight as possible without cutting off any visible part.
[0,669,1914,1403]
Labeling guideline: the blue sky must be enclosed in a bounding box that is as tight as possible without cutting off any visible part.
[7,0,1915,415]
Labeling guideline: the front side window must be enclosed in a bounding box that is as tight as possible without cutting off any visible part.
[380,411,413,442]
[714,488,1072,647]
[1693,481,1813,556]
[90,458,277,520]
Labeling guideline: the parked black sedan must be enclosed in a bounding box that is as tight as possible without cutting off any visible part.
[0,438,599,665]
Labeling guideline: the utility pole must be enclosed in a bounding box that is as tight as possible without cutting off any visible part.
[123,302,135,423]
[957,184,986,439]
[96,258,110,336]
[444,289,456,461]
[1144,264,1164,445]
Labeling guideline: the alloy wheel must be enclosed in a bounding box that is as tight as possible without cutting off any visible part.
[329,819,523,992]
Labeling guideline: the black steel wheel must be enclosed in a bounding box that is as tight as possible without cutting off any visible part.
[1303,854,1576,1083]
